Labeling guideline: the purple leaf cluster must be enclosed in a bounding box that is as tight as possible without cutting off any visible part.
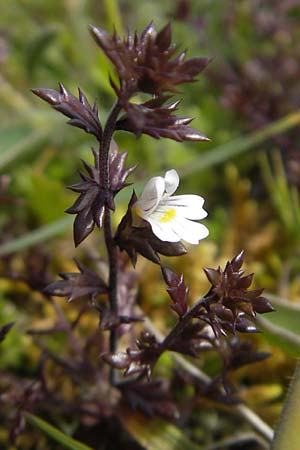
[116,97,209,142]
[32,84,102,139]
[44,259,107,302]
[202,251,274,335]
[103,330,161,379]
[162,266,189,317]
[90,22,210,144]
[65,144,135,246]
[90,22,210,95]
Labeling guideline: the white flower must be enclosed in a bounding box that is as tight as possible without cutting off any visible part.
[133,169,209,244]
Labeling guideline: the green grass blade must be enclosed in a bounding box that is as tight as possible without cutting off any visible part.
[259,150,300,235]
[25,413,93,450]
[257,316,300,356]
[180,110,300,177]
[121,410,203,450]
[0,216,72,257]
[270,360,300,450]
[257,293,300,355]
[291,187,300,224]
[103,0,123,34]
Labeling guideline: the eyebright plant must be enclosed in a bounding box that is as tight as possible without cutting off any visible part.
[9,21,275,442]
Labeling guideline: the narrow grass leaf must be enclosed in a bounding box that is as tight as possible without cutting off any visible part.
[25,413,93,450]
[271,360,300,450]
[257,293,300,355]
[0,216,72,257]
[120,409,203,450]
[103,0,123,34]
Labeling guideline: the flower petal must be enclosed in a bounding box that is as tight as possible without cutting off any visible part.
[136,176,165,215]
[164,169,179,196]
[170,217,209,244]
[134,168,209,245]
[147,216,181,242]
[148,205,209,244]
[163,194,207,220]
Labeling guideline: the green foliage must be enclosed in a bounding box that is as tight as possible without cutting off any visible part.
[1,0,300,449]
[258,295,300,356]
[121,411,203,450]
[260,151,300,245]
[271,361,300,450]
[16,170,72,223]
[0,295,27,370]
[25,413,93,450]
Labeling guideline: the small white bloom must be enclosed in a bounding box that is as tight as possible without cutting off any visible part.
[134,169,209,244]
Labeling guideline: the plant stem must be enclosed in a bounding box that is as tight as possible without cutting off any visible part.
[142,294,214,375]
[100,100,122,189]
[162,295,212,349]
[105,210,118,349]
[100,100,122,384]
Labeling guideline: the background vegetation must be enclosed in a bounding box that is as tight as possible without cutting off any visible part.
[1,1,300,449]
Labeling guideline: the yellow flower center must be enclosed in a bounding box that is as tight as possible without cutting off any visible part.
[158,208,176,223]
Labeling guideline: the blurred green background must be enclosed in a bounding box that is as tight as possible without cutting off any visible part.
[1,0,300,449]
